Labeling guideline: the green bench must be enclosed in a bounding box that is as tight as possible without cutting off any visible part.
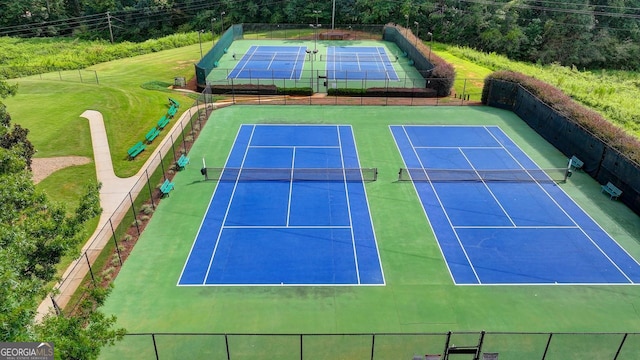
[145,127,161,143]
[601,181,622,200]
[127,141,146,160]
[569,155,584,170]
[167,104,178,118]
[168,97,180,108]
[157,115,170,130]
[176,154,190,170]
[159,179,174,197]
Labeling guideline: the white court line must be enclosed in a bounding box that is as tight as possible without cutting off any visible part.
[400,125,482,284]
[286,148,295,226]
[483,126,636,283]
[177,125,245,285]
[458,148,517,227]
[337,125,361,285]
[203,125,258,285]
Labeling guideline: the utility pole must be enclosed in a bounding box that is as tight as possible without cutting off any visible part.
[107,12,114,44]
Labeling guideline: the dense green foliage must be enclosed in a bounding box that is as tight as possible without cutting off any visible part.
[0,79,124,357]
[2,1,640,70]
[0,33,205,78]
[442,45,640,137]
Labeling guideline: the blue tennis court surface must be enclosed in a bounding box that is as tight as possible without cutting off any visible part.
[179,124,384,286]
[227,45,307,80]
[326,46,399,81]
[391,125,640,285]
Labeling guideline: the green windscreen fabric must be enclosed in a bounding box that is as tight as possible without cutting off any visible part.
[195,24,244,87]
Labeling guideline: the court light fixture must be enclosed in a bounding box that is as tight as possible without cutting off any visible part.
[198,29,204,58]
[211,17,216,45]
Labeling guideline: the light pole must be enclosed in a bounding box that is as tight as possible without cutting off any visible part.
[306,48,318,92]
[404,14,409,34]
[220,11,226,33]
[211,17,216,46]
[331,0,336,29]
[198,29,204,58]
[427,32,433,60]
[413,21,419,46]
[310,23,321,52]
[313,10,320,26]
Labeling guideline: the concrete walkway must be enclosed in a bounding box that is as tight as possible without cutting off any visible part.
[35,103,212,321]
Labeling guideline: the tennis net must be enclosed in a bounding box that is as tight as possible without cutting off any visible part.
[320,54,397,62]
[232,53,306,62]
[203,167,378,182]
[397,168,571,183]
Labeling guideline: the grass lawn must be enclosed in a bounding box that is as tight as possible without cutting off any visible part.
[3,44,206,275]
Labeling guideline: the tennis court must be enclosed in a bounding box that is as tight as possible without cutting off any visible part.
[325,46,399,81]
[178,124,384,286]
[392,125,640,285]
[227,45,307,80]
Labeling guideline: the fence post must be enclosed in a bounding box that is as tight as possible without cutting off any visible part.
[225,334,231,360]
[300,334,303,360]
[78,70,83,83]
[170,134,178,163]
[85,252,96,284]
[50,296,62,316]
[159,152,166,181]
[146,170,155,209]
[180,121,187,153]
[370,334,376,360]
[129,192,140,235]
[94,70,99,85]
[461,79,467,105]
[613,333,628,360]
[110,219,122,265]
[152,334,160,360]
[541,333,553,360]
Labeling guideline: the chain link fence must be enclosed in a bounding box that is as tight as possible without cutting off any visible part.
[49,88,216,315]
[102,331,640,359]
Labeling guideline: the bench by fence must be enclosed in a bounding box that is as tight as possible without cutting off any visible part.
[145,127,161,143]
[157,115,170,130]
[159,179,174,197]
[176,154,190,170]
[127,141,146,159]
[569,155,584,170]
[601,181,622,200]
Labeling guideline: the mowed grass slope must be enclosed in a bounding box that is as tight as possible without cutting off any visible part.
[100,105,640,360]
[4,44,201,179]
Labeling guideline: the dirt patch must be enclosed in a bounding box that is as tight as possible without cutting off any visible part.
[32,156,92,184]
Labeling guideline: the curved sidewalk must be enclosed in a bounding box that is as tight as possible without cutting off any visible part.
[36,103,213,321]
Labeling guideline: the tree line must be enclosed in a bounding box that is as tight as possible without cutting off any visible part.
[1,0,640,70]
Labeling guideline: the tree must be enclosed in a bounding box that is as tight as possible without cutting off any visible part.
[0,77,124,357]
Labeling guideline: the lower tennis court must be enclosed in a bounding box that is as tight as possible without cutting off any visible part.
[392,125,640,285]
[178,124,384,286]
